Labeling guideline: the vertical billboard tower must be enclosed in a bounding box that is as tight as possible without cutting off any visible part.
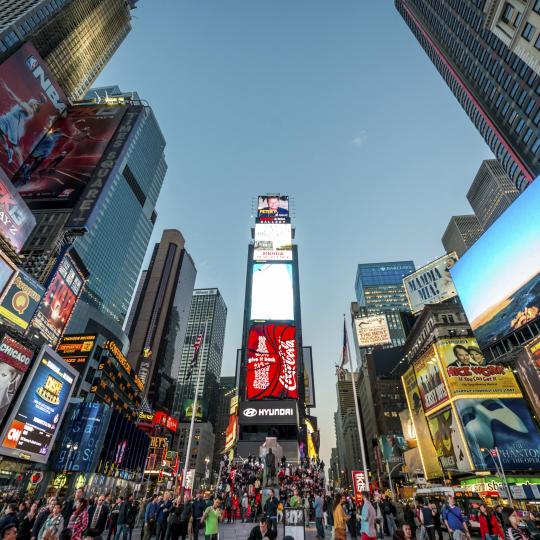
[236,195,306,460]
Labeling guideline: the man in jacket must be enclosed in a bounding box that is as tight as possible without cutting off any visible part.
[247,517,276,540]
[361,492,377,540]
[313,491,325,539]
[192,492,207,539]
[156,493,172,540]
[88,495,110,537]
[143,495,159,540]
[263,490,278,535]
[114,496,131,540]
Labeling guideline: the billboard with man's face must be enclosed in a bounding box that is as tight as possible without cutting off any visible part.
[257,195,289,224]
[450,176,540,349]
[14,105,127,209]
[0,43,67,179]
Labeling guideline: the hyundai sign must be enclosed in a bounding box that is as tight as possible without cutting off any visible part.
[238,399,298,425]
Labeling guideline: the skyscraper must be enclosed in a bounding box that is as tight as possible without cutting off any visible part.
[172,289,227,425]
[441,215,484,257]
[126,229,197,412]
[213,376,237,468]
[0,0,137,100]
[467,159,519,229]
[396,0,540,190]
[354,261,415,346]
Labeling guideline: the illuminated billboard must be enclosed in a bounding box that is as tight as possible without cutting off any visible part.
[450,177,540,349]
[435,337,521,398]
[246,324,298,400]
[354,315,391,347]
[179,399,208,423]
[0,345,77,463]
[413,345,449,413]
[253,223,292,261]
[426,406,471,473]
[515,338,540,419]
[455,397,540,471]
[0,43,67,179]
[28,250,86,348]
[403,253,458,314]
[250,263,294,321]
[0,169,35,253]
[257,195,289,224]
[14,105,127,209]
[56,334,97,372]
[0,250,17,300]
[378,434,407,465]
[402,366,442,479]
[303,346,315,407]
[0,270,44,330]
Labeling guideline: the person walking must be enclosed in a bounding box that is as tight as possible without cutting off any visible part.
[478,504,503,540]
[403,504,417,540]
[419,500,435,540]
[201,498,222,540]
[192,492,206,540]
[382,496,397,538]
[107,498,121,540]
[313,491,325,539]
[143,495,159,540]
[333,494,349,540]
[502,508,530,540]
[114,497,130,540]
[156,493,172,540]
[67,499,89,540]
[263,490,278,536]
[442,496,469,540]
[360,492,377,540]
[431,504,443,540]
[88,495,110,537]
[241,493,249,523]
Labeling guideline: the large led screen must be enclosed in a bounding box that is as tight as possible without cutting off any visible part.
[413,345,449,413]
[0,345,77,463]
[253,223,292,261]
[0,43,67,179]
[257,195,289,224]
[0,250,17,299]
[250,263,294,321]
[455,397,540,471]
[246,324,298,400]
[14,105,127,209]
[450,177,540,349]
[28,250,85,348]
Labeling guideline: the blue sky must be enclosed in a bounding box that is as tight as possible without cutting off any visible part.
[95,0,493,463]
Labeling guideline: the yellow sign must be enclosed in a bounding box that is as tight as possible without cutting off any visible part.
[435,337,522,397]
[413,345,450,413]
[229,395,239,415]
[150,436,168,449]
[104,340,144,392]
[402,366,442,480]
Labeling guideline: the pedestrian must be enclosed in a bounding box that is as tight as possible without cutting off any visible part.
[442,496,469,540]
[360,492,377,540]
[143,495,159,540]
[478,504,503,540]
[333,494,349,540]
[0,504,19,532]
[156,493,172,540]
[382,496,397,538]
[107,499,121,540]
[201,498,222,540]
[241,494,249,523]
[247,517,276,540]
[191,492,206,540]
[431,504,443,540]
[1,524,17,540]
[68,499,89,540]
[502,508,529,540]
[114,497,130,540]
[38,503,64,540]
[313,491,325,539]
[403,503,416,539]
[165,498,182,540]
[289,489,301,509]
[17,502,38,540]
[419,500,435,540]
[63,489,85,525]
[32,498,55,540]
[87,495,110,537]
[126,496,138,540]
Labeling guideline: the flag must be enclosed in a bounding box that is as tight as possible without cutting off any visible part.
[341,318,351,369]
[184,333,203,380]
[490,448,498,458]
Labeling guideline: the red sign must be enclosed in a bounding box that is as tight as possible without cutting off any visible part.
[246,324,298,400]
[352,470,366,505]
[153,411,178,433]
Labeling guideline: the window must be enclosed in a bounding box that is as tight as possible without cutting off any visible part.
[501,3,514,23]
[534,0,540,15]
[514,12,523,28]
[535,33,540,51]
[522,23,536,42]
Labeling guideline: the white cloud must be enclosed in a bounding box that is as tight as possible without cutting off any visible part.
[351,131,367,147]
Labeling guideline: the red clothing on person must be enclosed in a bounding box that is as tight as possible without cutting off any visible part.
[479,512,503,540]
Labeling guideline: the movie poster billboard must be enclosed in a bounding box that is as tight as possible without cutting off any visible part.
[379,434,407,465]
[0,335,34,425]
[0,270,44,330]
[354,314,391,347]
[450,177,540,349]
[403,253,458,314]
[0,169,36,252]
[14,105,127,209]
[253,223,293,261]
[515,338,540,419]
[0,345,77,463]
[402,366,442,479]
[455,397,540,471]
[246,323,298,400]
[413,345,449,413]
[250,263,294,321]
[427,406,472,472]
[257,195,289,224]
[28,250,86,348]
[435,337,521,398]
[0,43,67,179]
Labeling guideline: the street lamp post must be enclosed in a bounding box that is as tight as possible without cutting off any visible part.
[385,462,403,500]
[204,456,210,489]
[481,447,513,506]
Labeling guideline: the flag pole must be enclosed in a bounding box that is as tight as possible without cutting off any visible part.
[344,316,369,486]
[180,320,208,497]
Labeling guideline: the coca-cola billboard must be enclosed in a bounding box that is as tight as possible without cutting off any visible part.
[246,323,298,400]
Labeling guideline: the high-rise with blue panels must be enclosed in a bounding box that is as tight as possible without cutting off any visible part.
[355,261,416,346]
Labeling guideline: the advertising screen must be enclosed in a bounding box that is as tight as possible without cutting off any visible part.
[257,195,289,224]
[0,168,35,252]
[426,406,471,472]
[179,399,208,423]
[224,414,237,452]
[0,335,34,425]
[413,345,449,413]
[515,338,540,419]
[302,346,315,407]
[403,253,458,314]
[351,471,366,505]
[250,263,294,321]
[0,250,17,300]
[246,323,298,400]
[354,314,391,347]
[238,399,298,425]
[435,337,521,398]
[28,250,85,348]
[14,105,127,209]
[0,345,77,463]
[0,43,67,179]
[402,366,442,479]
[0,270,44,331]
[455,397,540,471]
[56,334,96,372]
[450,177,540,349]
[378,434,407,465]
[253,223,293,261]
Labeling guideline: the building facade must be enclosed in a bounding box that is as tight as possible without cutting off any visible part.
[172,289,228,426]
[213,376,237,469]
[176,422,215,489]
[441,214,484,257]
[126,229,197,412]
[467,159,519,229]
[396,0,540,190]
[0,0,137,100]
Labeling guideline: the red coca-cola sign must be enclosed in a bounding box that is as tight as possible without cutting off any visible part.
[246,324,298,400]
